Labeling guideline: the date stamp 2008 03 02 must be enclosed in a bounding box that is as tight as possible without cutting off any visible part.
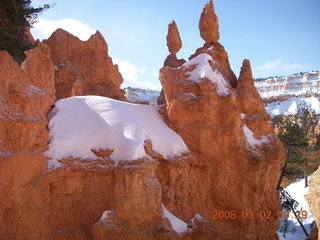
[212,210,307,220]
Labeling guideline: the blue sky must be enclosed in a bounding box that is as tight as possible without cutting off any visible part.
[31,0,320,90]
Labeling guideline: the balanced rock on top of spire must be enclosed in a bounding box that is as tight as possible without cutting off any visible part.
[199,0,220,44]
[163,20,186,68]
[166,20,182,54]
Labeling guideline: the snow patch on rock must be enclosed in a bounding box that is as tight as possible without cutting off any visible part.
[100,210,114,222]
[183,53,229,96]
[161,203,188,234]
[243,124,269,146]
[190,214,204,225]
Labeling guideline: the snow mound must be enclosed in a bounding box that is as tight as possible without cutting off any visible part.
[161,204,188,234]
[265,96,320,117]
[45,96,189,164]
[183,53,229,96]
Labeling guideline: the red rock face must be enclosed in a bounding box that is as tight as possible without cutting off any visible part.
[158,1,285,239]
[0,43,55,154]
[43,29,126,101]
[0,45,164,239]
[0,43,55,238]
[0,1,285,239]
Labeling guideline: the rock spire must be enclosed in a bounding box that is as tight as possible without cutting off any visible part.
[166,20,182,54]
[199,0,220,44]
[163,20,186,68]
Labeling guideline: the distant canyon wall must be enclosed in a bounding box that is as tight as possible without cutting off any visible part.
[255,72,320,103]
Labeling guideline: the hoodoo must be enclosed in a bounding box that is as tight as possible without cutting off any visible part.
[0,1,287,240]
[43,29,126,101]
[159,0,285,238]
[163,21,186,69]
[166,20,182,55]
[159,20,186,104]
[199,0,220,44]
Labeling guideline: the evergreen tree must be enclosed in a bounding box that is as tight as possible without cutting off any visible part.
[296,101,317,138]
[274,101,319,187]
[0,0,51,64]
[296,101,317,187]
[278,121,308,181]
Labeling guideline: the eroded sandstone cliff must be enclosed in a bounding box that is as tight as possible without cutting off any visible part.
[0,1,286,240]
[158,0,285,239]
[43,29,126,101]
[0,43,55,238]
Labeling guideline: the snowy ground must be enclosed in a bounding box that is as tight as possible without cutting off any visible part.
[277,178,315,240]
[265,96,320,117]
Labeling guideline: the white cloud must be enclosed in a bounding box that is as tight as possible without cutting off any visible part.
[258,60,310,71]
[114,59,160,90]
[113,59,138,82]
[258,60,283,70]
[140,66,147,74]
[282,63,308,71]
[152,69,159,79]
[31,18,96,41]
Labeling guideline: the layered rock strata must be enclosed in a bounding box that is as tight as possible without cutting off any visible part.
[255,72,320,103]
[255,72,320,117]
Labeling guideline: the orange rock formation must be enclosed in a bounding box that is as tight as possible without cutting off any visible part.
[0,1,286,239]
[158,1,285,239]
[163,21,186,69]
[0,43,55,238]
[159,21,186,105]
[199,0,220,44]
[167,20,182,55]
[43,29,126,101]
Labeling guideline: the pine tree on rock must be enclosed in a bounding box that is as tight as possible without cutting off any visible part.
[0,0,51,64]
